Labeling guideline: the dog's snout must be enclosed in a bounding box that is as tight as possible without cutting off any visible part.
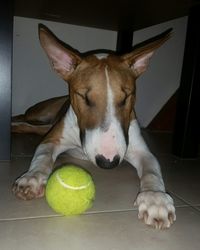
[95,154,120,169]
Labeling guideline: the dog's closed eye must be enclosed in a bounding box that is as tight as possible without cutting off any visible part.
[118,92,133,108]
[75,91,95,107]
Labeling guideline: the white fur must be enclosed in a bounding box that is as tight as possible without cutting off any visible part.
[83,66,127,164]
[94,53,109,60]
[125,119,164,190]
[13,52,176,229]
[124,119,175,228]
[135,191,176,229]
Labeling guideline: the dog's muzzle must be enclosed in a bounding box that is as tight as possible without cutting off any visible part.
[95,154,120,169]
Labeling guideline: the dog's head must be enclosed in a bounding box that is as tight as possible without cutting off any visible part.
[39,25,171,169]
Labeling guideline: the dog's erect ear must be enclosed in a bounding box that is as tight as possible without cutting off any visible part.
[121,29,172,78]
[39,24,81,79]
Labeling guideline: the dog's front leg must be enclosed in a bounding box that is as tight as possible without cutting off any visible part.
[12,142,60,200]
[12,108,80,200]
[125,120,176,229]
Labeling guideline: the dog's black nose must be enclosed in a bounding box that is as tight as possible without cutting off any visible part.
[95,154,120,169]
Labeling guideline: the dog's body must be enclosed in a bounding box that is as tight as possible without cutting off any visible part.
[12,25,176,229]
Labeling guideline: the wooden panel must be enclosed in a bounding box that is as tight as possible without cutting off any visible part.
[148,91,177,132]
[116,30,133,54]
[14,0,196,31]
[172,6,200,158]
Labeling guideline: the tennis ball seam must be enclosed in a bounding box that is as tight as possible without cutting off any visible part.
[56,172,92,190]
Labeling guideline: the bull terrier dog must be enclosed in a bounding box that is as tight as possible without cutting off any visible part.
[12,24,176,229]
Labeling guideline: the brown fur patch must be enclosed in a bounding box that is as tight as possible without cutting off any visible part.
[68,55,136,134]
[67,55,108,132]
[106,56,136,136]
[42,116,66,145]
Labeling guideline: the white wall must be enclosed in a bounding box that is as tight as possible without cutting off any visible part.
[12,16,188,127]
[12,17,117,115]
[133,16,188,127]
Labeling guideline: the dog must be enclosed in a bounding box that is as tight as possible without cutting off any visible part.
[12,24,176,229]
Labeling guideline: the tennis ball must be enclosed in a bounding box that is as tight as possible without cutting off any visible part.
[45,165,95,216]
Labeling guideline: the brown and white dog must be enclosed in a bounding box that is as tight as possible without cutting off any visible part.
[12,25,176,229]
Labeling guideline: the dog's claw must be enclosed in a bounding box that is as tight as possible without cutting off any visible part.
[12,171,47,200]
[135,191,176,229]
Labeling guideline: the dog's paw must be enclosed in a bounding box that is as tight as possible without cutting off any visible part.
[134,191,176,229]
[12,171,48,200]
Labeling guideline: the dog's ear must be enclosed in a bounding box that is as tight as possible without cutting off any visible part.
[39,24,81,79]
[121,29,172,78]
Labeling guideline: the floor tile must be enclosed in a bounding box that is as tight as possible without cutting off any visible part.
[0,207,200,250]
[11,133,42,157]
[0,155,183,220]
[0,158,54,220]
[0,133,186,221]
[195,206,200,212]
[142,130,173,156]
[1,157,140,220]
[164,158,200,205]
[1,132,199,250]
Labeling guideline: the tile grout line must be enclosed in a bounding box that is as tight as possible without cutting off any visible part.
[0,214,62,223]
[1,203,199,223]
[168,190,200,213]
[0,208,140,223]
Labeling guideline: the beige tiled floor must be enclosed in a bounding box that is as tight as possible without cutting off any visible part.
[0,132,200,250]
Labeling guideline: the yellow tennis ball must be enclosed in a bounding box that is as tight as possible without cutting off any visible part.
[45,165,95,216]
